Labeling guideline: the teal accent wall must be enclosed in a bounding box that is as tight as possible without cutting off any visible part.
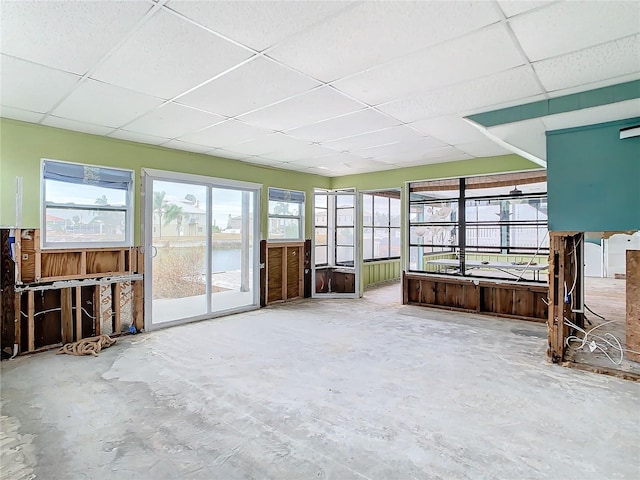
[546,117,640,231]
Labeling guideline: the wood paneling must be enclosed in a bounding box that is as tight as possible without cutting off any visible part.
[404,273,547,322]
[267,247,283,303]
[266,242,304,304]
[286,247,300,299]
[626,250,640,363]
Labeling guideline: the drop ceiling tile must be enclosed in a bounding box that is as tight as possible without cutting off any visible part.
[92,9,254,99]
[259,142,338,162]
[208,148,253,161]
[540,99,640,131]
[509,1,640,62]
[51,79,165,128]
[0,106,43,123]
[1,56,81,113]
[286,109,400,143]
[163,139,214,154]
[166,0,350,51]
[42,116,115,136]
[534,35,640,93]
[382,148,474,166]
[223,133,308,157]
[378,66,543,122]
[179,120,274,148]
[409,115,490,144]
[0,1,151,74]
[288,152,366,168]
[268,1,500,82]
[238,87,364,131]
[487,118,547,160]
[547,72,640,99]
[357,136,449,158]
[239,157,287,168]
[125,102,225,138]
[177,57,320,117]
[497,1,554,18]
[454,140,512,158]
[108,130,171,146]
[333,24,525,105]
[323,125,425,152]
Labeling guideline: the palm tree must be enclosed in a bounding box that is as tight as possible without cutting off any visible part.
[153,191,184,238]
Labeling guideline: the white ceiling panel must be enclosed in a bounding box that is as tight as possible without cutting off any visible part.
[0,56,81,113]
[454,140,513,158]
[162,139,214,154]
[497,1,555,18]
[547,72,640,99]
[379,66,543,123]
[534,35,640,93]
[333,24,525,105]
[239,157,287,168]
[42,116,115,136]
[238,87,364,131]
[108,130,172,146]
[259,142,338,162]
[166,0,351,51]
[268,1,500,82]
[409,115,491,144]
[357,137,449,159]
[124,102,225,138]
[92,10,254,99]
[51,79,165,128]
[510,1,640,62]
[541,99,640,131]
[393,152,475,167]
[209,149,253,161]
[487,118,547,160]
[323,125,425,152]
[286,109,400,143]
[223,133,319,157]
[0,1,151,75]
[179,120,273,148]
[288,152,366,168]
[0,106,43,123]
[177,57,320,117]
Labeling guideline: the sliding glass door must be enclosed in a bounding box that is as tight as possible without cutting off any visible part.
[143,169,260,330]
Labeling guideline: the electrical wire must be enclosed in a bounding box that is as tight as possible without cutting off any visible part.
[21,306,96,320]
[564,317,624,366]
[585,303,606,320]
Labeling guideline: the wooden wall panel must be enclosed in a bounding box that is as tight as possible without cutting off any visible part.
[267,247,283,303]
[286,247,300,299]
[87,251,120,274]
[626,250,640,363]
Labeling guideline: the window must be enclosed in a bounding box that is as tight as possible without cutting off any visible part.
[363,192,401,261]
[267,188,304,241]
[41,159,134,248]
[408,172,549,282]
[314,192,328,264]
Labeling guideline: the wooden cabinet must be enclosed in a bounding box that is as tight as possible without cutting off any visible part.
[266,242,304,304]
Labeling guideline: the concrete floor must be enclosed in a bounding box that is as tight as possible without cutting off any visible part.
[1,282,639,480]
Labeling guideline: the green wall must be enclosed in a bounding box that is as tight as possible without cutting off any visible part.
[546,117,640,231]
[0,119,331,241]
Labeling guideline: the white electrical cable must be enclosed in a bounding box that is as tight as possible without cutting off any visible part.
[564,318,624,365]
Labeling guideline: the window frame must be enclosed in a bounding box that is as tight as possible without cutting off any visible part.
[362,192,401,262]
[267,187,305,242]
[40,158,135,249]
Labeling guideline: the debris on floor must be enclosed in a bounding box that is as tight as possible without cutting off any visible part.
[56,334,116,357]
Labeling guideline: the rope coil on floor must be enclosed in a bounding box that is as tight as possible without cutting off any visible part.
[56,334,116,357]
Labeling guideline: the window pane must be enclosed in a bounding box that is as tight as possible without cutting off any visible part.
[315,246,327,265]
[336,194,354,208]
[336,226,354,245]
[363,194,373,227]
[373,196,389,226]
[410,201,457,223]
[268,218,300,240]
[315,207,327,226]
[410,225,457,246]
[268,200,299,216]
[363,227,373,260]
[390,198,401,227]
[315,193,327,208]
[315,227,327,245]
[390,228,401,257]
[45,207,126,243]
[336,246,353,264]
[336,208,354,226]
[45,179,127,206]
[373,227,389,258]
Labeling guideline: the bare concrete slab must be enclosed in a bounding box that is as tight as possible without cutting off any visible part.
[1,283,639,479]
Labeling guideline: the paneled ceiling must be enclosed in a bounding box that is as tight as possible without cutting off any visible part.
[1,1,639,176]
